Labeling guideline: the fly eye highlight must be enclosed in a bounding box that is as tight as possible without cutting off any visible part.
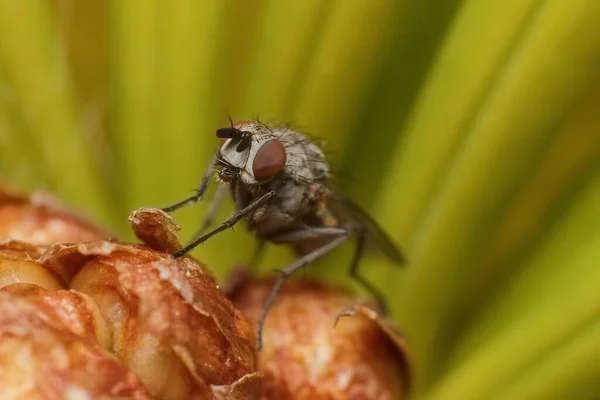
[252,139,287,181]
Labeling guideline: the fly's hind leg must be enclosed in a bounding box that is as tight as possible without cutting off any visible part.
[256,226,350,349]
[256,227,390,350]
[348,229,389,314]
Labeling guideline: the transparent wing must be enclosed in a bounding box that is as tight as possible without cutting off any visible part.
[327,193,405,265]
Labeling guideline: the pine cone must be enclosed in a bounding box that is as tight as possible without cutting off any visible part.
[228,274,411,400]
[0,186,261,400]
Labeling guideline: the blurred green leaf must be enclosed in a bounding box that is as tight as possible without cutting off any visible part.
[0,0,116,227]
[378,0,600,387]
[427,161,600,399]
[1,0,600,398]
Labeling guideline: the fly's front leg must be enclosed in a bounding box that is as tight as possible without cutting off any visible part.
[173,190,276,258]
[162,154,218,213]
[256,226,350,350]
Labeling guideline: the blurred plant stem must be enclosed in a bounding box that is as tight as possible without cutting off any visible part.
[377,0,600,387]
[0,0,116,227]
[428,160,600,399]
[444,73,600,364]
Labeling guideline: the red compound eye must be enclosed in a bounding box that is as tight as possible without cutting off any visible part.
[252,139,287,181]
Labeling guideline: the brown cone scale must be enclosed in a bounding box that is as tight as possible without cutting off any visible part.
[228,275,411,399]
[0,184,108,246]
[0,199,262,400]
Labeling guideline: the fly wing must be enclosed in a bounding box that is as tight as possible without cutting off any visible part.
[327,193,405,265]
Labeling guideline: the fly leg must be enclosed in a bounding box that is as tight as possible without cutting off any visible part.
[162,155,218,213]
[270,227,348,242]
[173,190,276,258]
[186,184,227,245]
[348,229,389,314]
[256,226,350,350]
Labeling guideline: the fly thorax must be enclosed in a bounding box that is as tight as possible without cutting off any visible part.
[275,129,330,183]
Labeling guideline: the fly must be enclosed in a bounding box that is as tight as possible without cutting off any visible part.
[162,118,405,349]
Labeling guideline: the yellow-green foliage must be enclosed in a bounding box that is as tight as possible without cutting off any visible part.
[1,1,600,398]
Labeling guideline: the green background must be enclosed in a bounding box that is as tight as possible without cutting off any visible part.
[1,1,600,398]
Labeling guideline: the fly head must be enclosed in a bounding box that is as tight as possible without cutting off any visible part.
[215,120,288,187]
[215,120,330,190]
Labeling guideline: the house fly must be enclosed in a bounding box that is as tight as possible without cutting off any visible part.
[162,119,405,349]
